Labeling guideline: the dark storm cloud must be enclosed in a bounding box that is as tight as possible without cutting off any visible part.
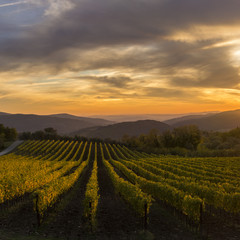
[1,0,240,93]
[2,0,240,59]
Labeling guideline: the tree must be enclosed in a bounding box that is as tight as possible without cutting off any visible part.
[19,132,32,140]
[173,125,201,150]
[0,124,17,150]
[4,127,17,141]
[0,124,4,133]
[44,127,57,135]
[44,127,58,140]
[0,133,4,149]
[162,130,175,148]
[32,131,45,140]
[147,129,161,148]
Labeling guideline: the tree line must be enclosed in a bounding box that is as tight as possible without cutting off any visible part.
[122,125,240,157]
[19,127,119,144]
[0,124,18,150]
[8,124,240,157]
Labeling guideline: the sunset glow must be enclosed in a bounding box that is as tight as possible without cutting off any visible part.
[1,0,240,115]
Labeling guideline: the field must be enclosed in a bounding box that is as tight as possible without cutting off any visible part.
[0,140,240,240]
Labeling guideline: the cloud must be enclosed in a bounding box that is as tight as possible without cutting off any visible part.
[3,0,240,59]
[44,0,75,17]
[1,0,240,114]
[76,75,133,88]
[0,1,27,8]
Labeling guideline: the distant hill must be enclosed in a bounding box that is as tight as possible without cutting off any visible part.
[71,120,171,140]
[91,111,219,122]
[2,109,240,136]
[0,112,10,116]
[48,113,114,126]
[170,109,240,131]
[164,112,217,125]
[91,114,186,122]
[0,113,112,134]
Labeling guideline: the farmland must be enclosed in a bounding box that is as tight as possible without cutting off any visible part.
[0,140,240,239]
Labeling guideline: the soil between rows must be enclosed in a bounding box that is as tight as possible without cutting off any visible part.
[95,144,143,239]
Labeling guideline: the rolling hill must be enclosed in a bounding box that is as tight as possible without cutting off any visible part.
[169,109,240,131]
[2,109,240,137]
[48,113,114,126]
[91,111,219,122]
[71,120,171,140]
[164,112,217,125]
[0,113,112,134]
[0,112,10,116]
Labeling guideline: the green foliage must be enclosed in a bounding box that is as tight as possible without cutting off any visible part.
[84,143,99,229]
[1,139,240,228]
[19,128,58,140]
[172,125,201,150]
[34,142,92,219]
[183,195,203,221]
[4,127,18,142]
[101,143,152,217]
[122,126,240,157]
[35,159,89,218]
[0,124,17,150]
[107,144,240,221]
[0,133,4,149]
[0,140,88,205]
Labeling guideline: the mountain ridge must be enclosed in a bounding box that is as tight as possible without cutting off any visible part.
[71,119,171,140]
[170,109,240,131]
[0,113,112,134]
[1,109,240,138]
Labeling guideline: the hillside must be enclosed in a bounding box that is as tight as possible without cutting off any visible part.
[2,109,240,136]
[171,109,240,131]
[71,120,171,140]
[0,112,10,116]
[164,112,217,125]
[91,114,187,122]
[91,111,219,123]
[49,113,114,126]
[0,113,112,134]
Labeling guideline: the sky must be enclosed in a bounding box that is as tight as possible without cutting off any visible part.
[1,0,240,116]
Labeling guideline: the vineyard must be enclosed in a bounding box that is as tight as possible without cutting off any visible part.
[0,140,240,240]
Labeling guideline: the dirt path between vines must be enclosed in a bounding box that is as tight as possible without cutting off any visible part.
[95,144,144,240]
